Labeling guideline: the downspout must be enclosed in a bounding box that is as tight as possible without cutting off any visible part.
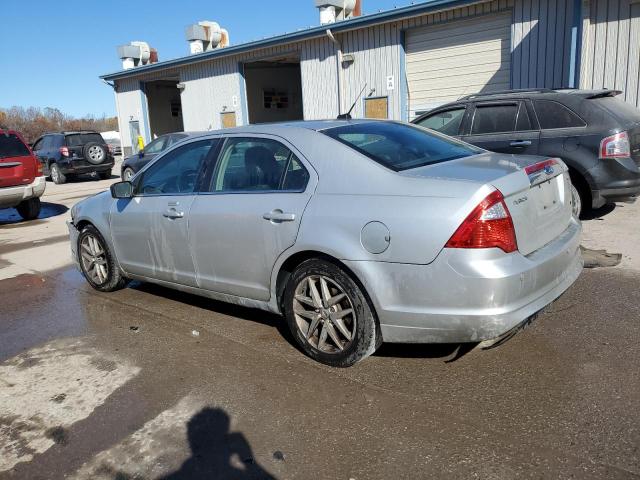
[568,0,583,88]
[326,29,344,115]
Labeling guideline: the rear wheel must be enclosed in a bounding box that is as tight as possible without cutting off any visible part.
[16,197,41,220]
[50,163,66,184]
[77,225,128,292]
[284,259,380,367]
[570,183,582,218]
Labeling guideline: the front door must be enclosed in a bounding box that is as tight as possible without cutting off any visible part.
[110,139,218,286]
[462,101,540,155]
[189,136,315,301]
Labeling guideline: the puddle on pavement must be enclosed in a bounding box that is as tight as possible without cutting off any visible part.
[580,246,622,268]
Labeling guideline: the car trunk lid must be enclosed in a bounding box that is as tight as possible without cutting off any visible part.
[404,153,573,255]
[0,132,36,188]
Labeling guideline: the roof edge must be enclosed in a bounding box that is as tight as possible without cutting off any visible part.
[101,0,480,81]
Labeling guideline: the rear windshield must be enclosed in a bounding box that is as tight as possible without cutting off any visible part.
[65,133,104,147]
[592,96,640,124]
[0,133,31,159]
[322,122,482,171]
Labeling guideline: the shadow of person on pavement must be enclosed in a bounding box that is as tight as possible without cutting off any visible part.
[159,407,276,480]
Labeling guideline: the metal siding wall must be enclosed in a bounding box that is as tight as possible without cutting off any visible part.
[512,0,575,88]
[580,0,640,107]
[114,78,144,150]
[300,37,339,119]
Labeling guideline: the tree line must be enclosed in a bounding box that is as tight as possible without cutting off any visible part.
[0,106,118,143]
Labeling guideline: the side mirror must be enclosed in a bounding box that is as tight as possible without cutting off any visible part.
[110,181,134,199]
[138,149,145,159]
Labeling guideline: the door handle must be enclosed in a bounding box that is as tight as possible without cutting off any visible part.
[510,140,532,147]
[163,208,184,219]
[263,210,296,223]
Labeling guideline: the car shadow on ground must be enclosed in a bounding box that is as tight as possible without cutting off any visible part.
[0,202,68,226]
[131,282,477,363]
[581,203,616,221]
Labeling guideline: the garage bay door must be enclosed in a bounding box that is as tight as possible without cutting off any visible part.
[406,12,512,118]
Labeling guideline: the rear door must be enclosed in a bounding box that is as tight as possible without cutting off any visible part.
[110,139,219,286]
[463,100,540,154]
[0,132,36,188]
[189,135,316,300]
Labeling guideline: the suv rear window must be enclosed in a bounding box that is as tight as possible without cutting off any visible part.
[591,96,640,124]
[534,100,586,129]
[323,122,482,172]
[0,133,31,159]
[65,133,104,147]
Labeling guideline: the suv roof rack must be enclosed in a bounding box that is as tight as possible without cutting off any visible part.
[460,88,557,100]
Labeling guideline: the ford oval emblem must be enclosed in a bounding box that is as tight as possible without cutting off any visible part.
[544,165,555,175]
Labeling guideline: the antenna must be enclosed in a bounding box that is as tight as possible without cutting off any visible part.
[338,83,367,120]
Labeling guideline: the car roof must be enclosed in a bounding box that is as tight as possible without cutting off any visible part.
[183,119,393,138]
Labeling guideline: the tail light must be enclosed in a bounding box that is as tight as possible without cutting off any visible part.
[600,131,630,158]
[107,144,114,154]
[446,190,518,253]
[35,160,44,176]
[59,146,70,157]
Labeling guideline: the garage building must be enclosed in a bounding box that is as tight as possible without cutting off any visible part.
[101,0,640,154]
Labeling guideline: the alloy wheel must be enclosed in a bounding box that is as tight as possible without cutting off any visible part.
[123,168,134,181]
[80,234,109,285]
[88,146,104,162]
[293,275,356,354]
[51,166,60,183]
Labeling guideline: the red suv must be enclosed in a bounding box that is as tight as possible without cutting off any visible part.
[0,129,46,220]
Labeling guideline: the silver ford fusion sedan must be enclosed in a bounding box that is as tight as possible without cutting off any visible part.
[68,120,582,367]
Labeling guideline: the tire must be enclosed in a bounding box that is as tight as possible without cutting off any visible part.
[284,258,380,367]
[77,225,128,292]
[570,182,582,219]
[98,169,112,180]
[122,167,135,182]
[50,163,66,184]
[16,197,41,221]
[83,142,107,165]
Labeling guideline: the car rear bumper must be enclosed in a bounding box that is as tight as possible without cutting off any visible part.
[588,157,640,207]
[58,158,115,174]
[345,218,583,344]
[0,176,46,209]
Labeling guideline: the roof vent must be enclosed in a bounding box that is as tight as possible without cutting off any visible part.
[117,41,158,70]
[315,0,361,25]
[185,21,230,55]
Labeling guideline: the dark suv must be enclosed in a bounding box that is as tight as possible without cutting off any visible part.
[32,131,114,184]
[412,89,640,216]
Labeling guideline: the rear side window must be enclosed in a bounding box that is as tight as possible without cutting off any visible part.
[415,108,466,136]
[0,133,31,159]
[65,133,104,147]
[323,122,482,172]
[534,100,586,129]
[471,104,518,134]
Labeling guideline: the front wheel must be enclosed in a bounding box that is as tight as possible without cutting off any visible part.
[283,258,380,367]
[122,167,135,182]
[77,225,128,292]
[16,197,41,220]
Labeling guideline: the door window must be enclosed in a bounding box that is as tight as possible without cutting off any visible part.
[534,100,586,129]
[210,138,309,192]
[471,104,519,135]
[415,108,466,136]
[137,140,214,195]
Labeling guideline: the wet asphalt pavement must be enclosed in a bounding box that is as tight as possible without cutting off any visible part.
[1,175,640,479]
[1,261,639,479]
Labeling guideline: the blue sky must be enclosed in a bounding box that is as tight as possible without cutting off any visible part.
[0,0,415,118]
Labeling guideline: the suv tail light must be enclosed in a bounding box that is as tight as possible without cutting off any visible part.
[600,131,630,158]
[446,190,518,253]
[59,146,70,157]
[35,160,44,176]
[106,144,114,154]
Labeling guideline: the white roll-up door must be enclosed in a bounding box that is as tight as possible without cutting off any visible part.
[406,12,512,118]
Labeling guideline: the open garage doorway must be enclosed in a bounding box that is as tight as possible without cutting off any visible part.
[243,55,303,124]
[144,80,184,138]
